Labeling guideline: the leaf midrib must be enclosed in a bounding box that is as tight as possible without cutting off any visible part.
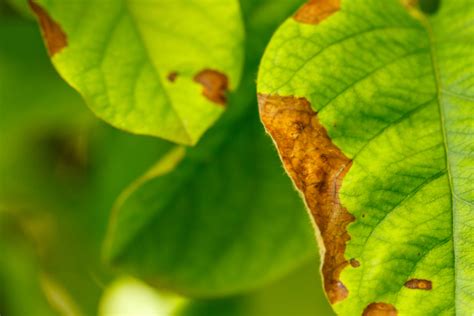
[421,14,457,311]
[124,0,194,144]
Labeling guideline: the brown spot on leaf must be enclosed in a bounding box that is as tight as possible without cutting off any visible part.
[167,72,178,82]
[258,94,354,304]
[404,278,432,290]
[193,69,228,106]
[362,303,398,316]
[29,0,67,56]
[350,258,360,268]
[294,0,340,24]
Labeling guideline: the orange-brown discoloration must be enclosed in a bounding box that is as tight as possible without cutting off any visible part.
[167,72,178,82]
[29,0,67,56]
[404,278,432,290]
[194,69,229,106]
[258,94,354,304]
[362,302,398,316]
[294,0,340,24]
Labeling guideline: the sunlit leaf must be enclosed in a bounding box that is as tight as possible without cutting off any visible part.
[30,0,244,145]
[258,0,473,314]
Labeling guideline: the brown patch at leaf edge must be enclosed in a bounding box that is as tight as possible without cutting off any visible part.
[29,0,67,56]
[193,69,229,106]
[362,302,398,316]
[404,278,432,290]
[294,0,341,24]
[258,94,354,304]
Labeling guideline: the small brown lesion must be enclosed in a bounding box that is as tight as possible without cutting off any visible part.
[28,0,67,56]
[294,0,341,25]
[362,302,398,316]
[404,278,432,290]
[193,69,229,106]
[167,72,179,82]
[258,94,354,304]
[350,258,360,268]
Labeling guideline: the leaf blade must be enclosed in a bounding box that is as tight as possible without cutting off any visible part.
[257,0,474,314]
[31,0,245,145]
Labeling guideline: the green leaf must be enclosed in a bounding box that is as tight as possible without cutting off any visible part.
[30,0,244,145]
[103,0,316,297]
[103,111,315,296]
[258,0,473,314]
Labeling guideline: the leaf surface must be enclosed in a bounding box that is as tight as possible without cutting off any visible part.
[258,0,474,314]
[30,0,244,145]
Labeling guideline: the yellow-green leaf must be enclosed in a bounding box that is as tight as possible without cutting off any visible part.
[30,0,244,145]
[258,0,474,314]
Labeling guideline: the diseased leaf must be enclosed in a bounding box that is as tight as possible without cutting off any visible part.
[29,0,244,145]
[258,0,473,314]
[103,0,316,297]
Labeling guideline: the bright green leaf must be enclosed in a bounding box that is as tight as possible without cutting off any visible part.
[30,0,244,145]
[258,0,473,314]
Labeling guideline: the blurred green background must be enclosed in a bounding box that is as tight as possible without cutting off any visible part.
[0,0,334,315]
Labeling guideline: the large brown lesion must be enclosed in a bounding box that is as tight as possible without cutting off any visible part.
[28,0,67,56]
[258,94,354,304]
[294,0,341,25]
